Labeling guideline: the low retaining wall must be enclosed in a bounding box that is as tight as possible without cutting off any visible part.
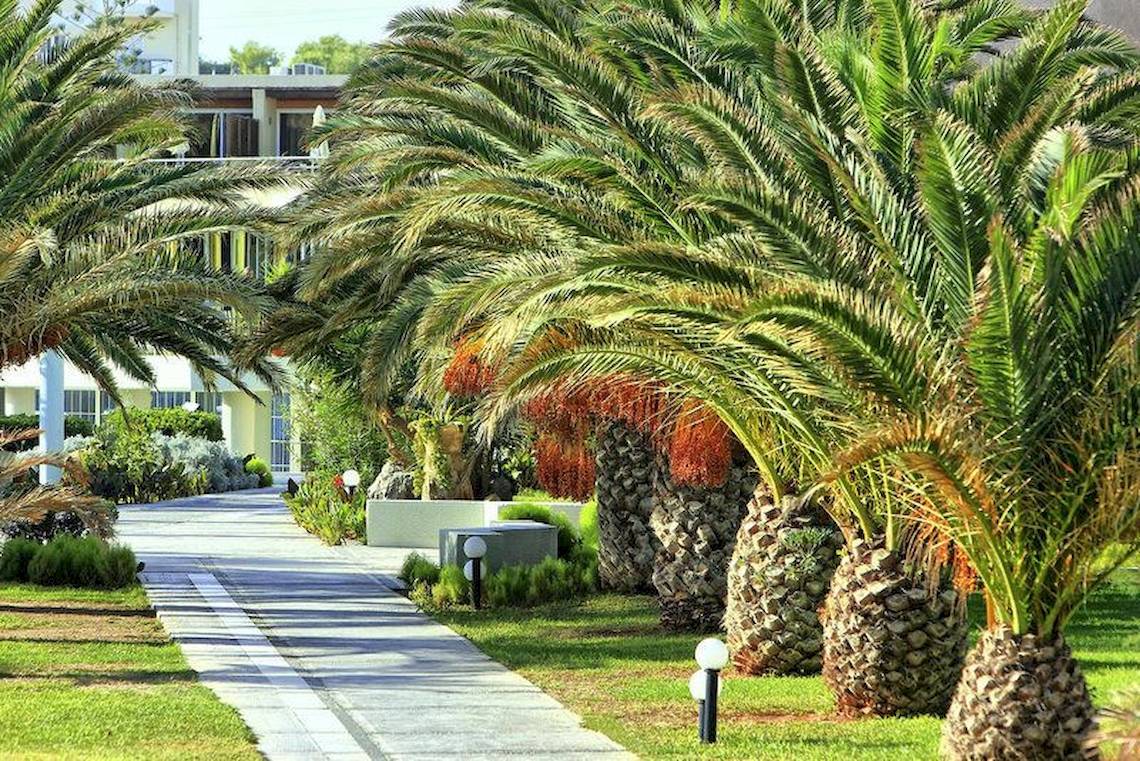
[366,499,585,548]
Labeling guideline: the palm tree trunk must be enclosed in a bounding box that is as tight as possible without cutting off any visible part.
[821,537,968,717]
[725,491,843,674]
[941,629,1096,760]
[650,451,757,631]
[594,421,658,592]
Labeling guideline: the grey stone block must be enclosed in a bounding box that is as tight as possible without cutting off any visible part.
[439,522,559,572]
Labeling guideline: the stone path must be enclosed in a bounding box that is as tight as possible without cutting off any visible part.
[117,488,631,761]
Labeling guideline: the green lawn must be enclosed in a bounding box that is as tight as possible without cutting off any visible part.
[0,584,259,760]
[436,570,1140,760]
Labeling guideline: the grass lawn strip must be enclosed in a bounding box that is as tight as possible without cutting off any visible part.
[0,583,259,760]
[436,571,1140,761]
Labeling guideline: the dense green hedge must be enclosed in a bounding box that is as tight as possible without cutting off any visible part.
[101,407,223,441]
[0,536,138,589]
[0,415,94,450]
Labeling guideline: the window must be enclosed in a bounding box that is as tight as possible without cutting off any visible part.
[185,113,221,158]
[278,113,312,157]
[195,392,224,415]
[247,235,275,280]
[183,112,257,158]
[151,391,192,409]
[64,390,96,425]
[270,393,291,472]
[100,391,119,418]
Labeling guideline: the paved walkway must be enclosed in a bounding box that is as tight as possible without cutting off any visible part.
[117,488,631,761]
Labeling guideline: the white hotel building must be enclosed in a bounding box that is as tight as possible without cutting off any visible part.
[2,0,345,474]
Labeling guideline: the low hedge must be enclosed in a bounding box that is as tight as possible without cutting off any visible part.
[100,407,223,442]
[499,503,580,558]
[406,545,599,610]
[0,536,138,589]
[244,457,273,488]
[0,415,94,450]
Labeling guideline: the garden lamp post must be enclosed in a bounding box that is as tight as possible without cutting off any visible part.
[462,536,487,610]
[693,638,728,743]
[342,469,360,499]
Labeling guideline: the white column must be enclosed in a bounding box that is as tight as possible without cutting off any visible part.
[38,351,64,484]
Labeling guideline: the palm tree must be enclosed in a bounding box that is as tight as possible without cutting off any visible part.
[414,0,1140,727]
[635,0,1139,745]
[379,0,1040,709]
[0,0,283,397]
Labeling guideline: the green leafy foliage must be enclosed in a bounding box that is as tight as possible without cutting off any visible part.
[0,539,40,582]
[579,500,598,551]
[398,552,441,587]
[431,565,470,608]
[101,407,223,442]
[76,428,205,504]
[291,35,371,74]
[293,371,387,476]
[282,471,365,545]
[0,416,94,451]
[484,551,598,608]
[1,536,137,589]
[229,40,281,74]
[499,503,580,558]
[244,457,274,488]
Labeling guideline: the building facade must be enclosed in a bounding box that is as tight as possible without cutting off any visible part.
[3,0,344,474]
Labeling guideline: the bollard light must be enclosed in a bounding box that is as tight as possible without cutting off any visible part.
[342,469,360,498]
[689,670,724,742]
[694,638,728,743]
[463,536,487,610]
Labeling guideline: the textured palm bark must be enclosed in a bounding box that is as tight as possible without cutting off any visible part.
[651,452,757,631]
[725,491,843,674]
[821,538,968,717]
[594,421,658,592]
[941,629,1096,760]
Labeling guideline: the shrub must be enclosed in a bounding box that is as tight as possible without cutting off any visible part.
[431,565,469,608]
[79,427,203,504]
[1,507,118,543]
[101,407,223,442]
[0,415,94,451]
[483,553,598,608]
[18,536,137,588]
[579,500,598,551]
[283,471,365,545]
[292,371,387,475]
[500,503,579,558]
[245,457,273,488]
[157,434,257,493]
[399,552,441,587]
[0,538,40,581]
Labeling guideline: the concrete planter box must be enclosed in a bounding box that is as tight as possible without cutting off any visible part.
[439,522,559,572]
[366,499,584,548]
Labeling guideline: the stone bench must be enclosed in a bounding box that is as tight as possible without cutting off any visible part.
[439,521,559,572]
[366,499,583,548]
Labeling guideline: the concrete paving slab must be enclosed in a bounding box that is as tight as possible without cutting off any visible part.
[120,488,632,761]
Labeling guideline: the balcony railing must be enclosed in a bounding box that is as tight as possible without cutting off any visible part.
[146,156,322,170]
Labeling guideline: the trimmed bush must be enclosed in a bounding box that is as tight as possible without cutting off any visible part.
[101,407,223,442]
[157,435,257,493]
[1,508,118,543]
[78,427,203,504]
[245,457,273,488]
[0,538,40,581]
[0,415,93,451]
[500,503,579,558]
[483,552,598,608]
[399,552,441,587]
[9,536,137,588]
